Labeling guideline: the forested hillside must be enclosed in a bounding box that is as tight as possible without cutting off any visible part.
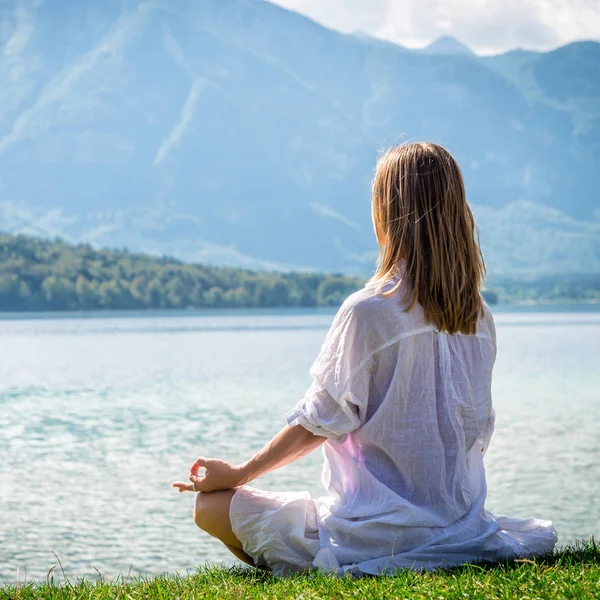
[0,234,362,311]
[1,234,598,312]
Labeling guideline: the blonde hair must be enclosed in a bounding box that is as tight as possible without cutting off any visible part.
[370,142,485,335]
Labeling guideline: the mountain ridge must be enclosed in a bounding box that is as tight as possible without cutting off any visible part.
[421,35,474,55]
[0,0,598,274]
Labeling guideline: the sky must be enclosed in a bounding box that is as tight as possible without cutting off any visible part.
[269,0,600,55]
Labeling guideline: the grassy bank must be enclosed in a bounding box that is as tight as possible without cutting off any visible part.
[2,540,598,600]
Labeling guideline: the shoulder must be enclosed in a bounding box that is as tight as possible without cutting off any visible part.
[336,280,418,331]
[338,285,390,320]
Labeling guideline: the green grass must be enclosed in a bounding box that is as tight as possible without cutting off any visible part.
[2,540,598,600]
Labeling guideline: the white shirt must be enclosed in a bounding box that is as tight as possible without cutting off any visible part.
[286,279,556,573]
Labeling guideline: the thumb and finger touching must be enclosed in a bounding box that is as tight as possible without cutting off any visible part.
[189,457,212,491]
[173,457,215,494]
[190,457,211,477]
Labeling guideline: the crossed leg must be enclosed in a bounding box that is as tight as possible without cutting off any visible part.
[193,489,255,565]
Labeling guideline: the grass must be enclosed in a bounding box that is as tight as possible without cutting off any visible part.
[2,540,598,600]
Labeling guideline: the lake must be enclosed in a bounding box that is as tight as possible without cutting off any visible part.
[1,306,599,583]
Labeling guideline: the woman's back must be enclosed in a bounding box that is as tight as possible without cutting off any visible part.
[287,282,503,569]
[341,282,495,511]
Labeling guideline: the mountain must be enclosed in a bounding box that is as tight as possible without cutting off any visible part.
[0,0,598,275]
[421,36,474,56]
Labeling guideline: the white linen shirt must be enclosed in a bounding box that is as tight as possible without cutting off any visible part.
[285,280,555,572]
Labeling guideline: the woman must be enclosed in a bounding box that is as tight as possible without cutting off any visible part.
[172,142,557,576]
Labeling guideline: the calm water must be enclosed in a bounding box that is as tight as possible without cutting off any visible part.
[1,307,599,583]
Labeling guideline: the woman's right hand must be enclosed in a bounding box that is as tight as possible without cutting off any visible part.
[188,457,247,492]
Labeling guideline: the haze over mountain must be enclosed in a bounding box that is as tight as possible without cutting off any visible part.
[421,36,475,56]
[0,0,598,275]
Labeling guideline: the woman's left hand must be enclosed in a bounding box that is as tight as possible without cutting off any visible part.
[171,457,246,493]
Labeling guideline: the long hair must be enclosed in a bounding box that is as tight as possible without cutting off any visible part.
[370,142,486,335]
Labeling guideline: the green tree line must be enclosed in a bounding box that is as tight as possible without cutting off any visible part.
[487,274,600,304]
[1,234,597,312]
[0,234,364,312]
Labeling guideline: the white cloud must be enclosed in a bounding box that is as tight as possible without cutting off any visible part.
[269,0,600,54]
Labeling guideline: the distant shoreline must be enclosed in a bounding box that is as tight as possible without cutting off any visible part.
[1,301,599,321]
[2,233,599,313]
[507,298,600,306]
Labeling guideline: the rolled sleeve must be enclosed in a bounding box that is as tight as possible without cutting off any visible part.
[285,380,363,439]
[285,299,376,439]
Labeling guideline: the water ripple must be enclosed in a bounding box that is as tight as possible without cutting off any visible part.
[1,309,598,583]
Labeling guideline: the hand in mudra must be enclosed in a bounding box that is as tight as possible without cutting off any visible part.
[172,457,245,493]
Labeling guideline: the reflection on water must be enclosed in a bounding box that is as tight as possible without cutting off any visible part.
[0,308,599,582]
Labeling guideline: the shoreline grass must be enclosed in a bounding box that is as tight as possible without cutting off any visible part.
[2,539,598,599]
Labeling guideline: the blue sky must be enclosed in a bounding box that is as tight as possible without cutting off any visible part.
[269,0,600,54]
